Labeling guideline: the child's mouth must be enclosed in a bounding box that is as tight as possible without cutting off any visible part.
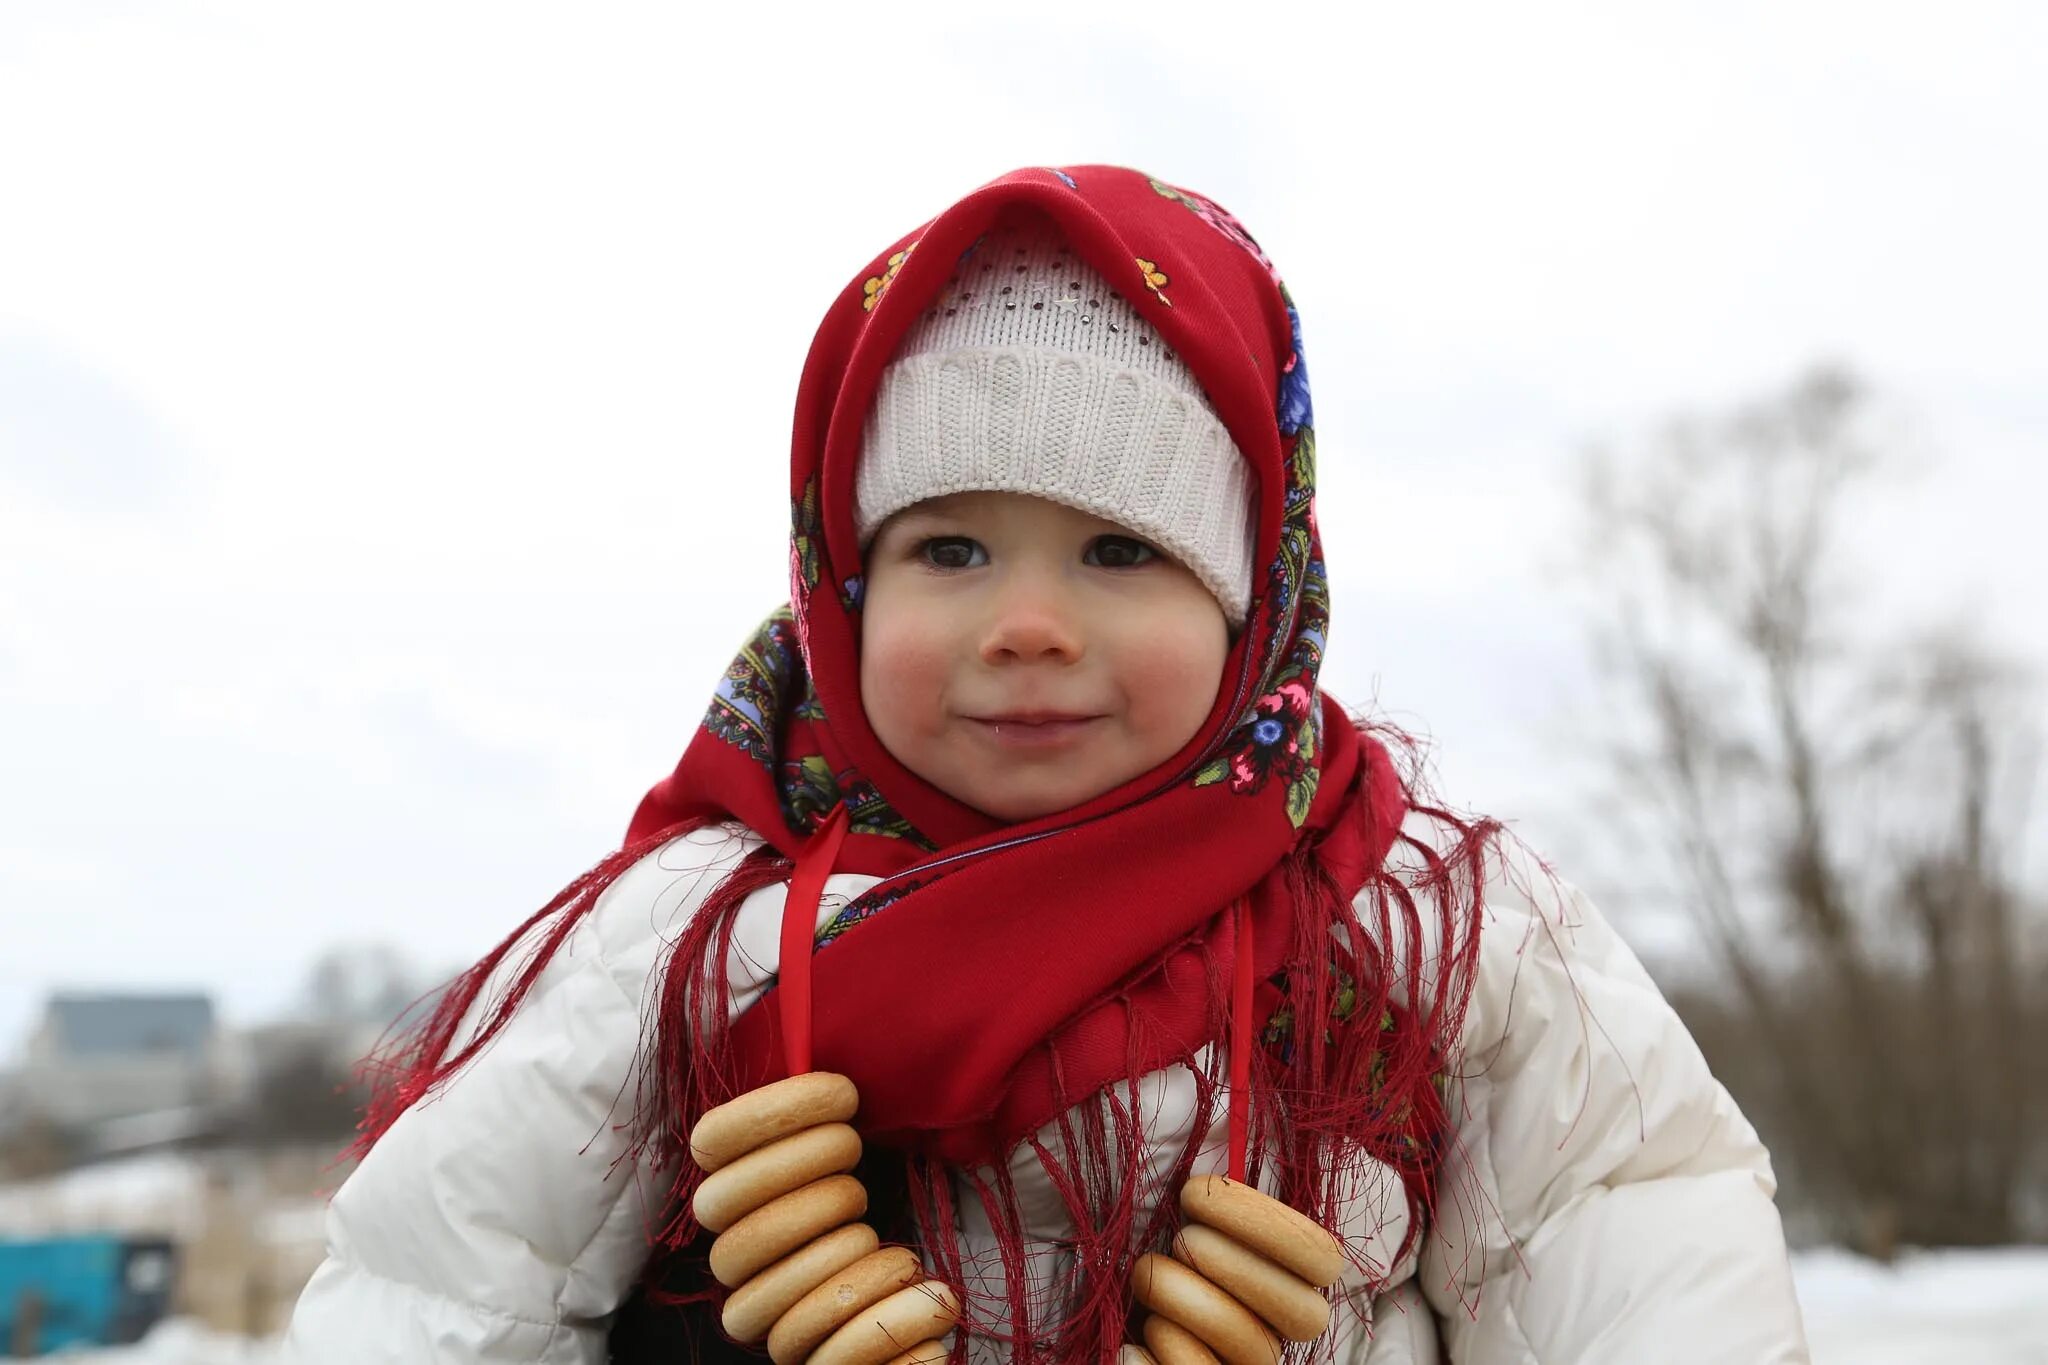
[966,713,1105,749]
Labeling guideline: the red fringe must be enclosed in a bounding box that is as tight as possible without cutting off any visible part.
[632,724,1496,1361]
[347,727,1500,1362]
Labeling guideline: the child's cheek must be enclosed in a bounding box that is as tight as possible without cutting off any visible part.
[860,606,954,742]
[1110,605,1229,745]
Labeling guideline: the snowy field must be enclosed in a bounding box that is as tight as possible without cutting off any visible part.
[1790,1247,2048,1364]
[40,1248,2047,1363]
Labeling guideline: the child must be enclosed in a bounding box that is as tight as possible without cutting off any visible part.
[283,167,1809,1363]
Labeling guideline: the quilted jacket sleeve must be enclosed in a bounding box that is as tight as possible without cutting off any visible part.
[281,824,759,1365]
[1414,832,1810,1364]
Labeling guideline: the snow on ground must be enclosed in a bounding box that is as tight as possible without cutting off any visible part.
[38,1247,2048,1361]
[0,1152,210,1240]
[1794,1247,2048,1364]
[62,1319,281,1363]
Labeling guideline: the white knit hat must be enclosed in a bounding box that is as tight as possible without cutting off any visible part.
[855,219,1256,625]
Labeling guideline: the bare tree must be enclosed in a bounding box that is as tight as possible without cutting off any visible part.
[242,1034,367,1144]
[1576,365,2045,1253]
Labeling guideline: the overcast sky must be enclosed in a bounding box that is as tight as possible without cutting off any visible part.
[3,2,2042,1050]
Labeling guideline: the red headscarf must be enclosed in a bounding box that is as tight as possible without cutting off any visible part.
[360,166,1491,1361]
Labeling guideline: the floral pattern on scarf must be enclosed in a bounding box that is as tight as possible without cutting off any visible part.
[782,754,930,846]
[816,873,937,949]
[704,609,925,843]
[702,614,801,766]
[862,244,915,312]
[1278,298,1313,436]
[1149,177,1279,283]
[1194,421,1327,826]
[791,477,823,597]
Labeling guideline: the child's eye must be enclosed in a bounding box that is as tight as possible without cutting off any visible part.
[1084,535,1157,568]
[918,536,988,570]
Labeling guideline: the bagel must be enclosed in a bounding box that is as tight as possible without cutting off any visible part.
[1131,1253,1280,1365]
[721,1223,878,1343]
[1179,1176,1346,1288]
[767,1247,923,1365]
[1141,1314,1221,1365]
[1172,1225,1331,1342]
[696,1122,863,1232]
[709,1174,867,1287]
[810,1281,962,1365]
[691,1072,860,1172]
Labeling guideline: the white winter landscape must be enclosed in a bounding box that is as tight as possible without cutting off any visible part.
[1790,1248,2048,1364]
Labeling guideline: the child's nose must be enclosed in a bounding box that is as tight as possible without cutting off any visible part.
[979,575,1086,666]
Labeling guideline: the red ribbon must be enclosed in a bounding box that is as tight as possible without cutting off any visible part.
[779,804,852,1077]
[1229,896,1253,1184]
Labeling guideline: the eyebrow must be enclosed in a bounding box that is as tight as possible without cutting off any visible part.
[880,501,975,537]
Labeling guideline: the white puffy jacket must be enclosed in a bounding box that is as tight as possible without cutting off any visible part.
[283,821,1810,1362]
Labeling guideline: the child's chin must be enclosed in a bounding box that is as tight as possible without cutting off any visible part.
[965,778,1115,826]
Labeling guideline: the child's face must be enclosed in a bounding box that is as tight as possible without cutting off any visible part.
[860,492,1230,824]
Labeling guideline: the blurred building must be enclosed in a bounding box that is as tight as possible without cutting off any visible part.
[15,993,231,1130]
